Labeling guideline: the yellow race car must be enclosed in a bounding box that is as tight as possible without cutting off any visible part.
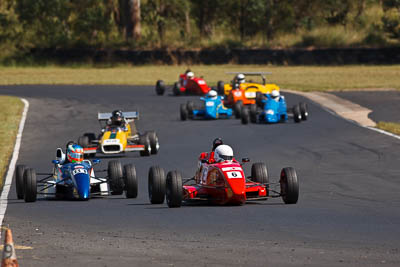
[217,72,280,107]
[78,111,159,157]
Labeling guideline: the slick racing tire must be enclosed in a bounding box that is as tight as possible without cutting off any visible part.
[256,92,265,108]
[293,104,302,123]
[186,101,194,119]
[156,80,166,95]
[15,165,26,199]
[166,170,183,208]
[139,134,151,156]
[280,167,299,204]
[180,103,188,121]
[23,168,37,202]
[173,82,181,96]
[108,160,124,195]
[146,131,159,155]
[148,166,166,204]
[124,164,138,198]
[217,81,225,96]
[84,132,96,143]
[300,102,308,121]
[78,135,89,148]
[234,101,243,119]
[249,104,258,123]
[241,107,250,125]
[251,163,269,196]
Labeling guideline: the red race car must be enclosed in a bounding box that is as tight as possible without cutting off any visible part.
[147,144,299,208]
[155,70,212,96]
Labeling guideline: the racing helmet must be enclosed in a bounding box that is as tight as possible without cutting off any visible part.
[236,73,245,84]
[214,145,234,162]
[271,90,280,100]
[212,137,224,151]
[111,110,123,125]
[186,71,194,79]
[207,90,218,99]
[67,143,84,163]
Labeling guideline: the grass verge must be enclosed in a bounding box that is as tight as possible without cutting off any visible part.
[0,65,399,91]
[0,96,23,187]
[376,121,400,136]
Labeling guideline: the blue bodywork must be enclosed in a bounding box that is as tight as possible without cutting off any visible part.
[192,96,233,119]
[258,95,288,123]
[56,161,93,200]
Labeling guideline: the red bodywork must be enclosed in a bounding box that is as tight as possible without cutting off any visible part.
[178,74,211,95]
[184,153,267,205]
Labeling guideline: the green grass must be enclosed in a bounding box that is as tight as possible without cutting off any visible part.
[0,96,23,186]
[0,65,399,91]
[376,121,400,136]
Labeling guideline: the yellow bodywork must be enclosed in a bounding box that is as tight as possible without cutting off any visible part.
[100,124,132,152]
[223,82,280,96]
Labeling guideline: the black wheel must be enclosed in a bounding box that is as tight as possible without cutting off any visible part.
[180,103,188,121]
[15,165,26,199]
[173,82,180,96]
[78,135,89,148]
[156,80,165,95]
[251,163,269,196]
[108,160,124,195]
[249,104,258,123]
[124,164,138,198]
[280,167,299,204]
[293,105,301,123]
[166,171,183,208]
[187,101,194,118]
[139,134,151,156]
[217,81,225,95]
[300,102,308,121]
[23,168,37,202]
[148,166,166,204]
[233,101,243,119]
[256,92,265,108]
[241,107,249,125]
[146,131,159,154]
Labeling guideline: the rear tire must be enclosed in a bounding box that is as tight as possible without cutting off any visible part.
[251,163,269,184]
[23,168,37,202]
[15,164,26,199]
[166,171,183,208]
[280,167,299,204]
[180,104,188,121]
[108,160,124,195]
[173,82,180,96]
[249,104,257,123]
[234,101,243,119]
[148,166,166,204]
[300,102,308,121]
[293,105,301,123]
[139,134,151,156]
[156,80,165,95]
[146,131,159,155]
[241,107,249,125]
[217,81,225,95]
[187,101,194,118]
[124,164,138,198]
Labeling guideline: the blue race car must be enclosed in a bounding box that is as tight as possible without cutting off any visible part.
[15,144,138,202]
[180,90,237,120]
[241,90,308,124]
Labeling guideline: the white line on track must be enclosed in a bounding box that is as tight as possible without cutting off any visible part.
[0,98,29,239]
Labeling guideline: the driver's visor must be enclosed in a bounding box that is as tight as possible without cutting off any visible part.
[220,155,233,160]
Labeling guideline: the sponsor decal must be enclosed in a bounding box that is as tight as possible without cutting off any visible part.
[226,171,242,178]
[72,169,88,176]
[234,91,242,97]
[222,167,242,171]
[245,91,256,98]
[206,101,214,107]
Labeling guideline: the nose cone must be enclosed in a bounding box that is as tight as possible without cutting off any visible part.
[74,173,90,200]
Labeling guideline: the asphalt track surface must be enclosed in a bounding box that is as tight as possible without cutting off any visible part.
[331,91,400,123]
[0,85,400,267]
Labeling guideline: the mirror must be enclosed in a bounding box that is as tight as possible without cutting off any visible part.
[242,158,250,163]
[92,159,100,164]
[52,159,60,164]
[56,148,62,158]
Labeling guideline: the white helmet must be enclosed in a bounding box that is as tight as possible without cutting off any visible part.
[214,145,234,162]
[207,90,218,99]
[187,72,194,79]
[237,73,245,84]
[271,90,280,99]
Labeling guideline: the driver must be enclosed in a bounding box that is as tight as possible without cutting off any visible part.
[107,110,130,132]
[271,90,280,101]
[206,90,218,100]
[186,71,194,79]
[62,142,84,164]
[214,144,234,163]
[233,73,245,89]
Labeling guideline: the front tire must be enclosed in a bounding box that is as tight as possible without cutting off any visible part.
[280,167,299,204]
[166,171,183,208]
[124,164,138,198]
[300,102,308,121]
[234,101,243,119]
[139,134,151,156]
[217,81,225,95]
[249,104,258,123]
[293,105,302,123]
[241,107,249,125]
[156,80,166,95]
[173,82,180,96]
[187,101,194,118]
[146,131,159,155]
[148,166,166,204]
[108,160,124,195]
[23,168,37,202]
[180,104,188,121]
[78,135,89,148]
[15,164,26,199]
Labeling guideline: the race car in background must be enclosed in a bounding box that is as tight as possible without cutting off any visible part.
[217,72,280,116]
[15,149,138,202]
[78,111,159,157]
[146,152,299,208]
[155,70,212,96]
[180,90,237,120]
[241,91,309,124]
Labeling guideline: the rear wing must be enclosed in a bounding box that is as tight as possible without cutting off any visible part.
[226,72,272,85]
[98,111,139,122]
